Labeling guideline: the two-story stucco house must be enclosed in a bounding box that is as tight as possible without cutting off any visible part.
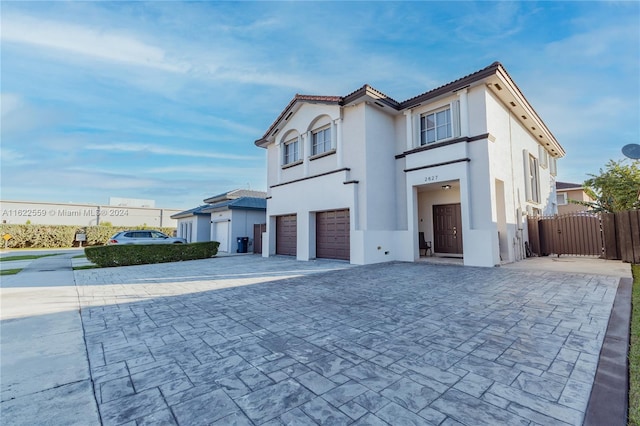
[255,62,565,267]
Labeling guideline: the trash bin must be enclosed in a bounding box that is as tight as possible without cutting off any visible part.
[237,237,249,253]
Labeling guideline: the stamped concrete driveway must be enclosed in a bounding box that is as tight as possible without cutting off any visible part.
[73,256,619,426]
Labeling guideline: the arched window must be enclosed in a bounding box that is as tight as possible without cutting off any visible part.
[308,115,333,156]
[281,131,300,165]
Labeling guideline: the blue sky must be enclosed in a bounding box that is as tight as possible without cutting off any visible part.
[1,1,638,209]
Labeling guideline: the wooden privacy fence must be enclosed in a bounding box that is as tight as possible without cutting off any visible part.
[527,210,640,264]
[602,210,640,264]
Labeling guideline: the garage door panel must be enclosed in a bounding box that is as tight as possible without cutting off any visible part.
[276,215,297,256]
[215,221,229,252]
[316,209,350,261]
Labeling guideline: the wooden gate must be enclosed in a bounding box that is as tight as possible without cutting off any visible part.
[253,223,266,254]
[527,213,603,257]
[527,210,639,262]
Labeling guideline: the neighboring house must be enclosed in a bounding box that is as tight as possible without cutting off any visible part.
[254,62,565,267]
[170,205,212,243]
[556,181,594,214]
[171,189,266,252]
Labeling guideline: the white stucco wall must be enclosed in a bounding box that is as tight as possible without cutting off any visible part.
[230,209,267,253]
[265,169,354,261]
[363,104,398,231]
[484,89,558,260]
[260,80,561,268]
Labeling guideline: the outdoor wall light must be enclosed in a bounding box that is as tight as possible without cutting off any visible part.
[442,185,452,190]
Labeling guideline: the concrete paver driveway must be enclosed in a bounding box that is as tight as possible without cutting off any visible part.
[69,256,620,425]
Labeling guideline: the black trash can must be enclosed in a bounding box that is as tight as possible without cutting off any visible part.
[237,237,249,253]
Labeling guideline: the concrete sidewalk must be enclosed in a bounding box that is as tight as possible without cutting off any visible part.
[0,253,101,425]
[500,255,632,279]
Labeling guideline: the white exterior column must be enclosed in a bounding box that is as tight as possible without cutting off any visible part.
[335,118,343,168]
[404,111,413,150]
[458,88,469,137]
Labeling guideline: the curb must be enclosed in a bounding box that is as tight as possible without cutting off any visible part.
[583,276,632,425]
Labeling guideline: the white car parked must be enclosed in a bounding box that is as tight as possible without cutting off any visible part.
[107,230,186,245]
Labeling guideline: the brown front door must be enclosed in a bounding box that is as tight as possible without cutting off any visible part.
[316,209,350,260]
[253,223,266,254]
[433,204,463,254]
[276,215,297,256]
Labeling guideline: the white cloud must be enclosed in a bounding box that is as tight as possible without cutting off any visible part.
[0,147,34,166]
[84,143,260,161]
[1,13,189,73]
[453,2,526,43]
[142,165,264,176]
[544,22,639,68]
[0,93,24,117]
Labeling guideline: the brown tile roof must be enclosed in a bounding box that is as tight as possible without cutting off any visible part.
[400,62,501,108]
[255,94,342,146]
[255,61,562,158]
[342,84,401,107]
[295,95,342,102]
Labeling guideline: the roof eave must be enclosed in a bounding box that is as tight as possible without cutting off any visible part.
[400,62,501,109]
[228,205,266,211]
[491,66,566,158]
[256,95,341,148]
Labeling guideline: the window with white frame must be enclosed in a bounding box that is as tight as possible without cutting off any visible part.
[312,127,331,156]
[529,154,540,203]
[557,193,568,205]
[283,138,299,165]
[420,106,452,145]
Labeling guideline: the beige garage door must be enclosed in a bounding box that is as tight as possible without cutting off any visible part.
[316,209,350,261]
[276,215,297,256]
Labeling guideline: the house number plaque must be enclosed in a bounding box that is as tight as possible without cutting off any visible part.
[424,175,438,182]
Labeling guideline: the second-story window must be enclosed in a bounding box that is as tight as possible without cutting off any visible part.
[312,127,331,155]
[529,154,540,203]
[420,107,452,145]
[283,138,299,165]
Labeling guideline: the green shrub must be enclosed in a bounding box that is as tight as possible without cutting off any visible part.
[84,241,219,267]
[0,224,77,248]
[0,224,176,248]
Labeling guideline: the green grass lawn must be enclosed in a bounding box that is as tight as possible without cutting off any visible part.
[73,265,99,271]
[0,253,61,262]
[0,268,22,276]
[630,264,639,426]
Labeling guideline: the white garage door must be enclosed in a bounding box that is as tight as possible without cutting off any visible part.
[214,221,229,252]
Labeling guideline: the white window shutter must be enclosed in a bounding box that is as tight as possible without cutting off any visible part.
[452,100,461,138]
[523,149,532,201]
[413,114,420,148]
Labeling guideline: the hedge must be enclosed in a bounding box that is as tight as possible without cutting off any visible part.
[84,241,219,267]
[0,224,176,249]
